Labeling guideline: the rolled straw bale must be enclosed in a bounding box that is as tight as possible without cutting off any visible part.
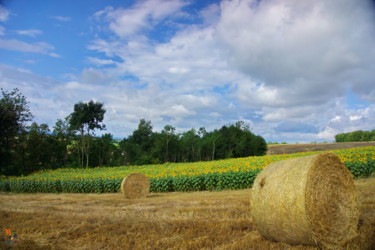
[251,152,359,248]
[121,173,150,199]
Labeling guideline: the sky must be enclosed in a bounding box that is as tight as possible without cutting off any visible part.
[0,0,375,143]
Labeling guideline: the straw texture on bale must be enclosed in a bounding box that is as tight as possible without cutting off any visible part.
[121,173,150,199]
[251,153,359,248]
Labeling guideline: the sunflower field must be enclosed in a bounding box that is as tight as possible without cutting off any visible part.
[1,146,374,193]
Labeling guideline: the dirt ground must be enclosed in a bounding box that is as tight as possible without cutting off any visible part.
[267,141,375,155]
[1,177,374,249]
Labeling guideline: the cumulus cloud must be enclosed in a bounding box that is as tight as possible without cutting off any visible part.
[2,0,375,142]
[0,64,68,124]
[96,0,188,38]
[216,0,375,107]
[82,0,375,141]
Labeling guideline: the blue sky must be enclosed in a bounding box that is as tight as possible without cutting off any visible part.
[1,0,375,143]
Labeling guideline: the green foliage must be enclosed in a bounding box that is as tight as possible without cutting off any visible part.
[119,119,267,166]
[335,130,375,142]
[68,100,106,168]
[0,168,270,193]
[1,90,267,175]
[4,177,123,193]
[0,88,33,176]
[150,171,260,193]
[0,176,10,192]
[150,177,174,192]
[3,146,373,193]
[344,160,375,178]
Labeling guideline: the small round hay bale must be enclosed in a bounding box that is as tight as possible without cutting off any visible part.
[121,173,150,199]
[251,152,359,248]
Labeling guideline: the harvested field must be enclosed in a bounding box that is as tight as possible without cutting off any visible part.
[267,141,375,155]
[1,177,374,249]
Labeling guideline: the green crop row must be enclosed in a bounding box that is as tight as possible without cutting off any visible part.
[1,147,374,193]
[345,159,375,179]
[150,170,261,192]
[1,170,261,193]
[1,159,374,193]
[4,178,122,193]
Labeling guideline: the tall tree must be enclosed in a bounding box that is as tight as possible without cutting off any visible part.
[0,88,33,175]
[201,129,220,161]
[25,123,51,173]
[127,119,155,165]
[95,133,115,167]
[161,124,176,162]
[52,118,76,168]
[11,123,52,175]
[131,119,153,150]
[180,129,199,162]
[68,100,106,168]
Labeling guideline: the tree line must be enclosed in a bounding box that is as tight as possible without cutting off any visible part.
[0,88,267,176]
[335,130,375,142]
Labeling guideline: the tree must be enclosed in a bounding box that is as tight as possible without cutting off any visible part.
[200,129,220,161]
[52,118,76,168]
[0,88,33,175]
[161,125,176,162]
[119,138,139,165]
[93,133,115,167]
[127,119,155,165]
[68,100,106,168]
[131,119,153,150]
[180,129,199,162]
[11,122,53,175]
[335,130,375,142]
[24,123,52,174]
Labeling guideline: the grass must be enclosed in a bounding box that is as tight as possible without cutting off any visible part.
[1,177,374,249]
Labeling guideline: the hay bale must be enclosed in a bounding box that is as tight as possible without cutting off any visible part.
[344,218,375,249]
[121,173,150,199]
[251,152,359,248]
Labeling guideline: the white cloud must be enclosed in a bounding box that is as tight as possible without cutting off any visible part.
[86,57,117,66]
[168,67,189,74]
[51,16,71,22]
[0,5,9,22]
[317,127,339,141]
[84,0,375,141]
[200,3,220,26]
[331,116,341,122]
[16,29,43,37]
[217,0,375,106]
[349,115,362,121]
[97,0,188,38]
[2,0,375,143]
[0,39,60,57]
[0,5,8,35]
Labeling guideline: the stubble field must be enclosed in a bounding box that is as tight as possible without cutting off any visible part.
[267,141,375,155]
[1,177,374,249]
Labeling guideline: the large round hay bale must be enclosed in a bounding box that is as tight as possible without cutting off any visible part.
[251,152,359,248]
[121,173,150,199]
